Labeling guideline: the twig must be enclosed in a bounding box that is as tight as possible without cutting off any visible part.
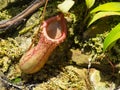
[27,0,48,50]
[0,76,23,89]
[0,0,47,34]
[105,55,115,74]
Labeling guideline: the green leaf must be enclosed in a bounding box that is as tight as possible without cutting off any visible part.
[103,23,120,52]
[88,11,120,27]
[85,0,95,9]
[91,2,120,13]
[57,0,75,13]
[11,77,22,83]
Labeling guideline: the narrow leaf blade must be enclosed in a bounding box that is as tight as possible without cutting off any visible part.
[91,2,120,13]
[85,0,95,9]
[88,11,120,27]
[103,23,120,52]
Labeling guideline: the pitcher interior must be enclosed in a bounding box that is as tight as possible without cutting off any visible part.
[46,20,62,39]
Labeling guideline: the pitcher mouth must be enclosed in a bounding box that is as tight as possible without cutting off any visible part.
[41,14,67,42]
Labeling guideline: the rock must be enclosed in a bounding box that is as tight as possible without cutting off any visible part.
[33,66,93,90]
[69,49,90,65]
[89,68,115,90]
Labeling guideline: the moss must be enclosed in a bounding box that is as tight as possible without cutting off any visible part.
[0,37,23,76]
[0,0,22,10]
[0,38,22,59]
[0,56,11,73]
[0,10,12,20]
[19,12,40,35]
